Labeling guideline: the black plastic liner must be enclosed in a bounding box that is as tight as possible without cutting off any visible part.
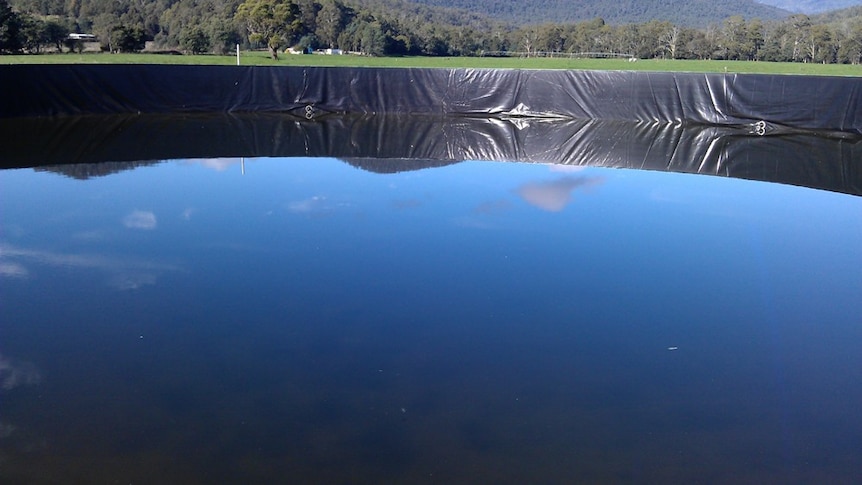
[2,113,859,196]
[2,65,860,134]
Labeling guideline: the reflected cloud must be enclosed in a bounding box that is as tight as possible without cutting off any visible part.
[286,195,355,215]
[109,272,158,291]
[0,262,28,278]
[72,229,109,242]
[1,244,127,270]
[391,199,423,210]
[0,353,44,457]
[123,210,157,230]
[0,243,180,290]
[549,164,587,173]
[474,199,512,215]
[516,176,604,212]
[288,196,327,213]
[0,354,41,391]
[186,158,243,172]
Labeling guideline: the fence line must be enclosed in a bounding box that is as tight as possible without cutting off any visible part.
[479,51,636,59]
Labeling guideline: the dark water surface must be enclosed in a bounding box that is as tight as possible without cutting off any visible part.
[2,156,861,484]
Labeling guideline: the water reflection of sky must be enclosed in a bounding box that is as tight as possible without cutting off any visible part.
[1,158,861,484]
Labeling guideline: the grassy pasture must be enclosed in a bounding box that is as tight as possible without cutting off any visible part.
[2,50,860,76]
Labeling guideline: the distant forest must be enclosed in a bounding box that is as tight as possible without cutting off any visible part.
[2,0,861,64]
[406,0,792,27]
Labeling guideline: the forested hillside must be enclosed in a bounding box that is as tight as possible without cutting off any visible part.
[2,0,861,65]
[756,0,862,14]
[406,0,790,27]
[810,5,862,22]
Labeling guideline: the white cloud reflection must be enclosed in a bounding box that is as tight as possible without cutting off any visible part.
[123,210,157,230]
[0,354,41,391]
[0,262,28,278]
[288,195,327,213]
[0,243,180,290]
[109,273,158,291]
[515,176,604,212]
[187,158,244,172]
[286,195,352,215]
[549,164,587,173]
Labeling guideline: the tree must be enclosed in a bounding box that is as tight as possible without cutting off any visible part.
[835,19,862,64]
[91,12,119,52]
[684,28,713,60]
[482,28,508,53]
[788,14,812,62]
[412,22,448,56]
[19,13,45,52]
[110,23,146,52]
[449,26,480,56]
[295,0,319,33]
[610,23,641,57]
[295,33,319,52]
[180,25,209,54]
[718,16,763,61]
[719,15,746,60]
[18,16,70,52]
[534,23,563,53]
[518,26,538,55]
[235,0,302,59]
[659,25,681,59]
[566,18,609,54]
[746,18,764,60]
[315,0,349,48]
[42,18,68,50]
[760,22,789,61]
[639,21,672,59]
[0,0,23,53]
[207,17,242,55]
[806,24,834,63]
[358,20,385,56]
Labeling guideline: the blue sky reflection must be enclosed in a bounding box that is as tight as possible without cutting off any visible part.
[1,157,860,484]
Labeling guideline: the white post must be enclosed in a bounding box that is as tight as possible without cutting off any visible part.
[236,44,240,66]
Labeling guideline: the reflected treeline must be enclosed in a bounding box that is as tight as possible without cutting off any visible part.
[2,113,860,195]
[34,161,163,180]
[339,158,461,174]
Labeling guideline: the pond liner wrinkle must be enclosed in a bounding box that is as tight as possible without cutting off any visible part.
[1,65,860,135]
[1,113,859,196]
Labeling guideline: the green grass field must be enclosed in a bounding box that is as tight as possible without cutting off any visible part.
[2,50,861,76]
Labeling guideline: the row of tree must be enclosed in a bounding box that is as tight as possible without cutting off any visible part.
[1,0,70,53]
[513,14,862,64]
[2,0,861,64]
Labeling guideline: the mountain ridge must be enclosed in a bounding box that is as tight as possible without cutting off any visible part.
[403,0,792,27]
[755,0,862,14]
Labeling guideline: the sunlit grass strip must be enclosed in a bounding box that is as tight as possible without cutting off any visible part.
[2,51,860,76]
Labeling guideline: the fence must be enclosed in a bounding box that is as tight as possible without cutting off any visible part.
[479,51,636,59]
